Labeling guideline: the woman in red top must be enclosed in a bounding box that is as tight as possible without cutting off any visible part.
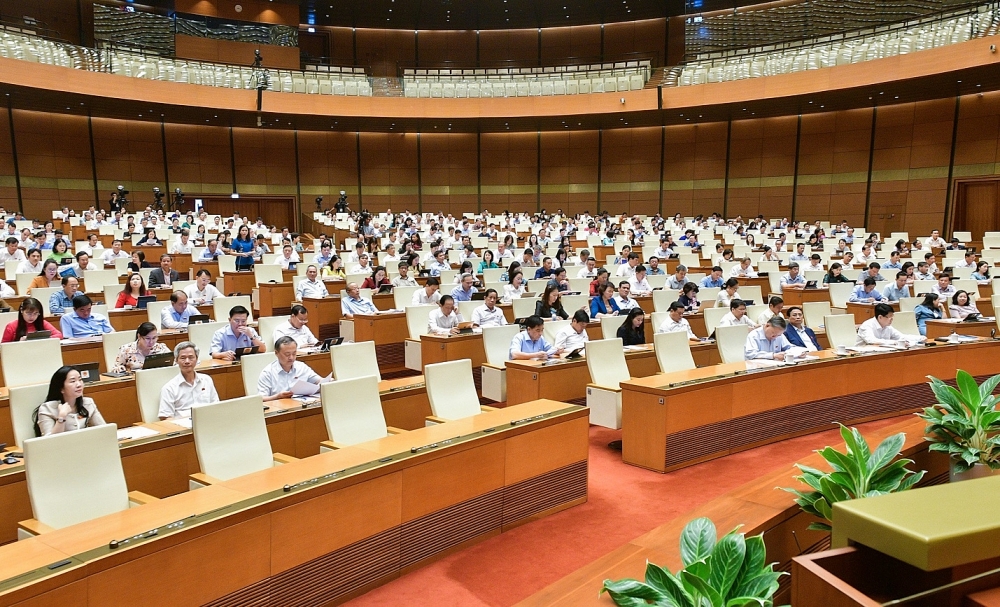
[361,265,391,290]
[1,297,62,342]
[115,272,147,309]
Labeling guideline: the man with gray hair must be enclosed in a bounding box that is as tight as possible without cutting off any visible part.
[158,341,219,420]
[257,336,323,401]
[451,272,478,301]
[744,316,793,361]
[667,265,688,290]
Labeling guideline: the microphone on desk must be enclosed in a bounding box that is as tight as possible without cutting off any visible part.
[992,329,997,339]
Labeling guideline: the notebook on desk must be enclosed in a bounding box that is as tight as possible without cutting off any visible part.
[73,362,100,383]
[804,280,818,289]
[188,314,211,324]
[377,284,394,294]
[234,346,261,359]
[136,295,157,309]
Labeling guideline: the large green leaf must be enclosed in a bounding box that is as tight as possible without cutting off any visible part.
[979,373,1000,403]
[601,579,668,603]
[868,432,906,476]
[680,518,717,567]
[646,563,695,607]
[731,535,766,600]
[708,532,746,599]
[681,570,725,607]
[725,597,768,607]
[956,370,982,407]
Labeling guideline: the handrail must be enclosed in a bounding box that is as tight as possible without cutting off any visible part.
[395,51,659,78]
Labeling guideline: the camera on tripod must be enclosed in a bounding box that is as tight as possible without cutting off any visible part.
[334,190,349,213]
[173,188,184,211]
[152,187,165,210]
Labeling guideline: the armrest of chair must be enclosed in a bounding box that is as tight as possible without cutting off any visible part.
[272,452,297,465]
[386,426,407,434]
[587,382,622,393]
[480,405,499,412]
[319,439,350,450]
[425,415,451,425]
[127,491,159,506]
[189,472,223,488]
[17,518,55,537]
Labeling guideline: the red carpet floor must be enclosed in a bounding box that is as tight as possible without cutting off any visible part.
[343,417,905,607]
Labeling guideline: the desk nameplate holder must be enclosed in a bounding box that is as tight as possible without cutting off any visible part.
[0,405,582,593]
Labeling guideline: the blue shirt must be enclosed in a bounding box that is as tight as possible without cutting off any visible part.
[590,296,619,317]
[700,276,724,288]
[49,290,79,315]
[160,304,199,329]
[534,267,555,279]
[341,296,378,316]
[210,324,258,353]
[230,237,254,270]
[60,312,113,338]
[881,282,910,302]
[849,285,884,302]
[426,260,450,277]
[508,331,556,360]
[913,304,942,335]
[882,261,902,270]
[744,327,792,360]
[451,285,477,301]
[199,248,221,261]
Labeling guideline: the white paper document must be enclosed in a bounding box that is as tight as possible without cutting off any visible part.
[291,379,321,396]
[168,417,193,429]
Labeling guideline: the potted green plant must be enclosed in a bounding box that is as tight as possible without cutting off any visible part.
[920,371,1000,482]
[600,517,785,607]
[782,424,925,532]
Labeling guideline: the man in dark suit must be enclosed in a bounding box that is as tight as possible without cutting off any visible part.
[148,253,181,288]
[783,306,821,351]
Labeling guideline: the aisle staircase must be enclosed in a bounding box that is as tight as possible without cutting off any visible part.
[372,77,404,97]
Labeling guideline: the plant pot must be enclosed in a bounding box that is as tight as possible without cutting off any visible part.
[949,461,1000,483]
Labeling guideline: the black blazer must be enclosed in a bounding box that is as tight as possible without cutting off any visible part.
[148,268,180,288]
[784,324,820,350]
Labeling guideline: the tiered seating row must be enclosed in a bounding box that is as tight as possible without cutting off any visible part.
[673,5,997,86]
[402,61,651,98]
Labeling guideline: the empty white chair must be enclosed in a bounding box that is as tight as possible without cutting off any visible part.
[481,324,521,403]
[600,315,628,339]
[715,324,751,364]
[254,264,284,285]
[404,304,436,371]
[892,310,920,337]
[187,321,227,361]
[20,425,156,538]
[703,307,729,337]
[654,331,696,374]
[135,365,181,424]
[8,383,50,448]
[190,395,296,488]
[1,340,63,388]
[330,340,381,382]
[828,282,856,309]
[320,375,403,451]
[213,295,253,324]
[239,351,277,397]
[586,338,630,430]
[801,301,831,329]
[424,359,493,424]
[256,315,290,352]
[824,314,859,350]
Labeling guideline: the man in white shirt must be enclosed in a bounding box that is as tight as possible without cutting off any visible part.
[553,309,590,352]
[412,277,442,305]
[101,239,130,265]
[953,250,976,269]
[296,265,329,300]
[657,302,697,339]
[16,248,43,275]
[257,336,323,401]
[628,265,653,295]
[275,244,299,269]
[346,242,366,264]
[170,230,194,255]
[612,282,640,311]
[788,243,809,263]
[856,303,923,346]
[185,270,223,305]
[924,230,946,249]
[931,274,956,302]
[744,316,793,360]
[856,245,877,265]
[471,289,506,328]
[616,253,640,279]
[158,342,219,419]
[755,296,784,326]
[77,234,101,257]
[495,242,514,261]
[392,262,418,287]
[729,257,758,279]
[271,304,319,348]
[0,237,24,265]
[577,257,598,279]
[718,299,754,328]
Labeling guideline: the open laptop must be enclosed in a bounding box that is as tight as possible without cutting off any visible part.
[233,345,261,359]
[24,330,51,340]
[804,280,818,289]
[456,321,475,335]
[287,262,297,271]
[188,314,211,324]
[471,291,486,301]
[73,362,101,384]
[963,313,982,323]
[136,295,157,309]
[564,347,584,360]
[377,284,394,294]
[317,337,344,352]
[142,352,174,369]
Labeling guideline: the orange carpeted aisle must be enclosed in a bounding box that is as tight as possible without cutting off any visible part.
[344,418,905,607]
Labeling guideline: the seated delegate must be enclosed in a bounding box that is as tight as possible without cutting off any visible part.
[256,336,323,402]
[272,304,319,348]
[471,289,506,328]
[656,302,697,340]
[744,316,793,360]
[782,306,820,351]
[296,265,329,299]
[112,322,171,373]
[340,283,379,318]
[210,305,264,361]
[184,269,223,305]
[509,315,562,360]
[158,341,219,420]
[1,297,62,342]
[160,291,199,329]
[553,310,590,351]
[60,295,114,338]
[856,303,924,346]
[34,366,107,436]
[48,275,80,315]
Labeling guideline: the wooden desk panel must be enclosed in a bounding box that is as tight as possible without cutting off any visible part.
[925,319,995,340]
[421,333,487,368]
[301,296,342,339]
[221,271,256,297]
[354,312,408,374]
[845,301,899,324]
[620,341,1000,473]
[0,401,588,607]
[258,281,295,316]
[506,346,661,405]
[780,288,832,307]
